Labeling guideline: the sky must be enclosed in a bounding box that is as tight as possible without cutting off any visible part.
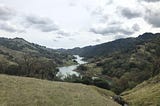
[0,0,160,49]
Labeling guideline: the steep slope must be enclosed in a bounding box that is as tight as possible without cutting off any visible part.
[0,75,120,106]
[122,74,160,106]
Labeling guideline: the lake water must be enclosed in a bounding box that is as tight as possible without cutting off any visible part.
[56,55,87,78]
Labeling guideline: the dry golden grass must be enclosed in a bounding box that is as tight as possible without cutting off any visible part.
[0,75,120,106]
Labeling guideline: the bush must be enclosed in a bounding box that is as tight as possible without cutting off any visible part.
[93,78,110,90]
[77,65,88,71]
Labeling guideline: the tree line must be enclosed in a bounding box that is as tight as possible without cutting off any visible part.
[0,53,59,80]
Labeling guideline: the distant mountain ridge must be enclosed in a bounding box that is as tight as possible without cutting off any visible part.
[63,33,160,58]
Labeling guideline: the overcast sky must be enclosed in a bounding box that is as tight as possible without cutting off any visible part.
[0,0,160,49]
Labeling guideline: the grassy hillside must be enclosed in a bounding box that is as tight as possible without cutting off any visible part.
[122,74,160,106]
[0,75,120,106]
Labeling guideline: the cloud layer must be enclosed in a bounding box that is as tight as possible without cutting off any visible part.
[0,4,61,33]
[24,15,59,32]
[145,9,160,27]
[141,0,160,2]
[119,7,142,19]
[0,0,160,48]
[0,5,16,20]
[0,21,24,33]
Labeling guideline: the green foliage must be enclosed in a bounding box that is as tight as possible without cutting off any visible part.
[93,78,110,90]
[77,65,88,71]
[74,33,160,94]
[0,37,72,80]
[62,75,111,90]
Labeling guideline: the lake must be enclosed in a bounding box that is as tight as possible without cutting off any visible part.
[56,55,87,78]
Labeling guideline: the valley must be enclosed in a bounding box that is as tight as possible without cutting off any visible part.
[1,0,160,105]
[0,33,160,106]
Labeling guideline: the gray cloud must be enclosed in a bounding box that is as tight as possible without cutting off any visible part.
[90,25,133,35]
[114,35,126,40]
[119,7,142,19]
[93,38,101,43]
[0,5,16,20]
[0,5,25,33]
[24,15,59,32]
[141,0,160,2]
[99,15,109,23]
[90,22,139,35]
[0,5,60,33]
[132,24,140,31]
[56,36,63,39]
[57,30,72,36]
[145,9,160,27]
[0,22,25,33]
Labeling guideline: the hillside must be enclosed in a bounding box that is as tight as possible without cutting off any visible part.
[0,74,120,106]
[0,37,75,80]
[122,74,160,106]
[0,37,73,64]
[65,33,160,58]
[71,33,160,94]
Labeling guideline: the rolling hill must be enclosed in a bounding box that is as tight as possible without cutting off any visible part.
[1,33,160,106]
[0,74,120,106]
[122,74,160,106]
[69,32,160,94]
[0,37,75,80]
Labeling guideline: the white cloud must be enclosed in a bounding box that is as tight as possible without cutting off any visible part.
[0,0,160,48]
[0,21,25,33]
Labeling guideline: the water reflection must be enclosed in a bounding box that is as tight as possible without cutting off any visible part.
[56,55,86,77]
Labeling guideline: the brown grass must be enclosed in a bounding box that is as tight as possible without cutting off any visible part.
[0,74,120,106]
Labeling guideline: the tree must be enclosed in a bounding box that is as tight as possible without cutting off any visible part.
[152,58,160,77]
[93,78,110,89]
[0,58,9,74]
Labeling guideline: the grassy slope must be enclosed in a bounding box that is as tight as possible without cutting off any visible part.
[122,74,160,106]
[0,75,120,106]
